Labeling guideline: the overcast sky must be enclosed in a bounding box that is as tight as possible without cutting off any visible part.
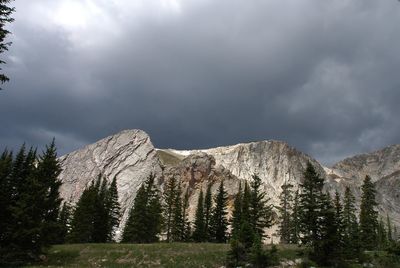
[1,0,399,165]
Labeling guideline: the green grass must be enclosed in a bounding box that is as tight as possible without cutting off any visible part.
[25,243,230,268]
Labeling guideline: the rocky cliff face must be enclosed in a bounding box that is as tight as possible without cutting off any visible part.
[58,129,162,239]
[58,129,400,240]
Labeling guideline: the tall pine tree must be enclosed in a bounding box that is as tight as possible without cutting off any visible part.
[122,174,162,243]
[231,183,243,239]
[249,174,273,240]
[342,186,360,258]
[359,175,378,250]
[192,189,206,242]
[163,177,177,242]
[210,181,229,243]
[278,181,294,244]
[299,162,324,249]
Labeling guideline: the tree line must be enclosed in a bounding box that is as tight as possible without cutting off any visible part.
[2,142,399,267]
[275,162,399,267]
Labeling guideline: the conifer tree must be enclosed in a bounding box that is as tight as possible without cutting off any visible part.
[242,182,251,221]
[299,162,324,249]
[35,140,63,246]
[192,189,206,242]
[210,181,229,243]
[278,181,293,244]
[333,191,344,253]
[290,190,300,244]
[315,193,342,267]
[122,174,162,243]
[163,177,177,242]
[105,176,121,242]
[249,174,273,239]
[0,0,15,87]
[171,182,185,241]
[231,183,243,239]
[204,183,213,241]
[359,175,378,250]
[55,202,72,244]
[342,186,360,258]
[0,149,13,247]
[68,181,97,243]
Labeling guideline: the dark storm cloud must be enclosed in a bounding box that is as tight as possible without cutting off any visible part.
[1,0,400,165]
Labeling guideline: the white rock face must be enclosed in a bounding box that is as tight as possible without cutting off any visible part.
[58,129,162,240]
[58,129,400,240]
[170,141,325,217]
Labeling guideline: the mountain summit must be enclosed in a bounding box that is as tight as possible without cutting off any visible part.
[58,129,400,240]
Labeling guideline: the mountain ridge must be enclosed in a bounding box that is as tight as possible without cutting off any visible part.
[57,129,400,240]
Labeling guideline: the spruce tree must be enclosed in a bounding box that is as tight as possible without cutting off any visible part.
[333,191,344,255]
[171,182,185,242]
[359,175,378,250]
[0,0,15,87]
[315,193,342,267]
[55,202,72,244]
[204,183,213,241]
[342,186,360,258]
[105,176,121,242]
[278,181,293,244]
[35,139,63,246]
[122,174,162,243]
[231,183,243,239]
[299,162,324,249]
[0,149,13,247]
[163,177,177,242]
[210,181,229,243]
[192,189,206,242]
[249,174,273,239]
[290,190,300,244]
[68,181,97,243]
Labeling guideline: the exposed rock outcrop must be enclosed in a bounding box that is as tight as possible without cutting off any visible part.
[58,129,400,240]
[58,129,162,239]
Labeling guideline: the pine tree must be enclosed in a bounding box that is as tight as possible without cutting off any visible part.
[342,186,360,258]
[204,183,213,241]
[249,174,273,239]
[0,149,13,247]
[68,181,97,243]
[278,181,294,244]
[242,182,251,221]
[171,182,185,242]
[35,139,63,246]
[231,183,243,239]
[359,175,378,250]
[192,189,206,242]
[105,176,121,242]
[122,174,162,243]
[299,162,324,249]
[210,181,229,243]
[146,178,163,243]
[0,0,15,87]
[55,202,72,244]
[315,193,342,267]
[290,190,300,244]
[333,191,344,255]
[163,177,177,242]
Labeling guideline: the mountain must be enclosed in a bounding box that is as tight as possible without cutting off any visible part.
[58,129,400,240]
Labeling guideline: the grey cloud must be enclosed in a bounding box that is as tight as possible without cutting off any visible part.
[1,0,400,165]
